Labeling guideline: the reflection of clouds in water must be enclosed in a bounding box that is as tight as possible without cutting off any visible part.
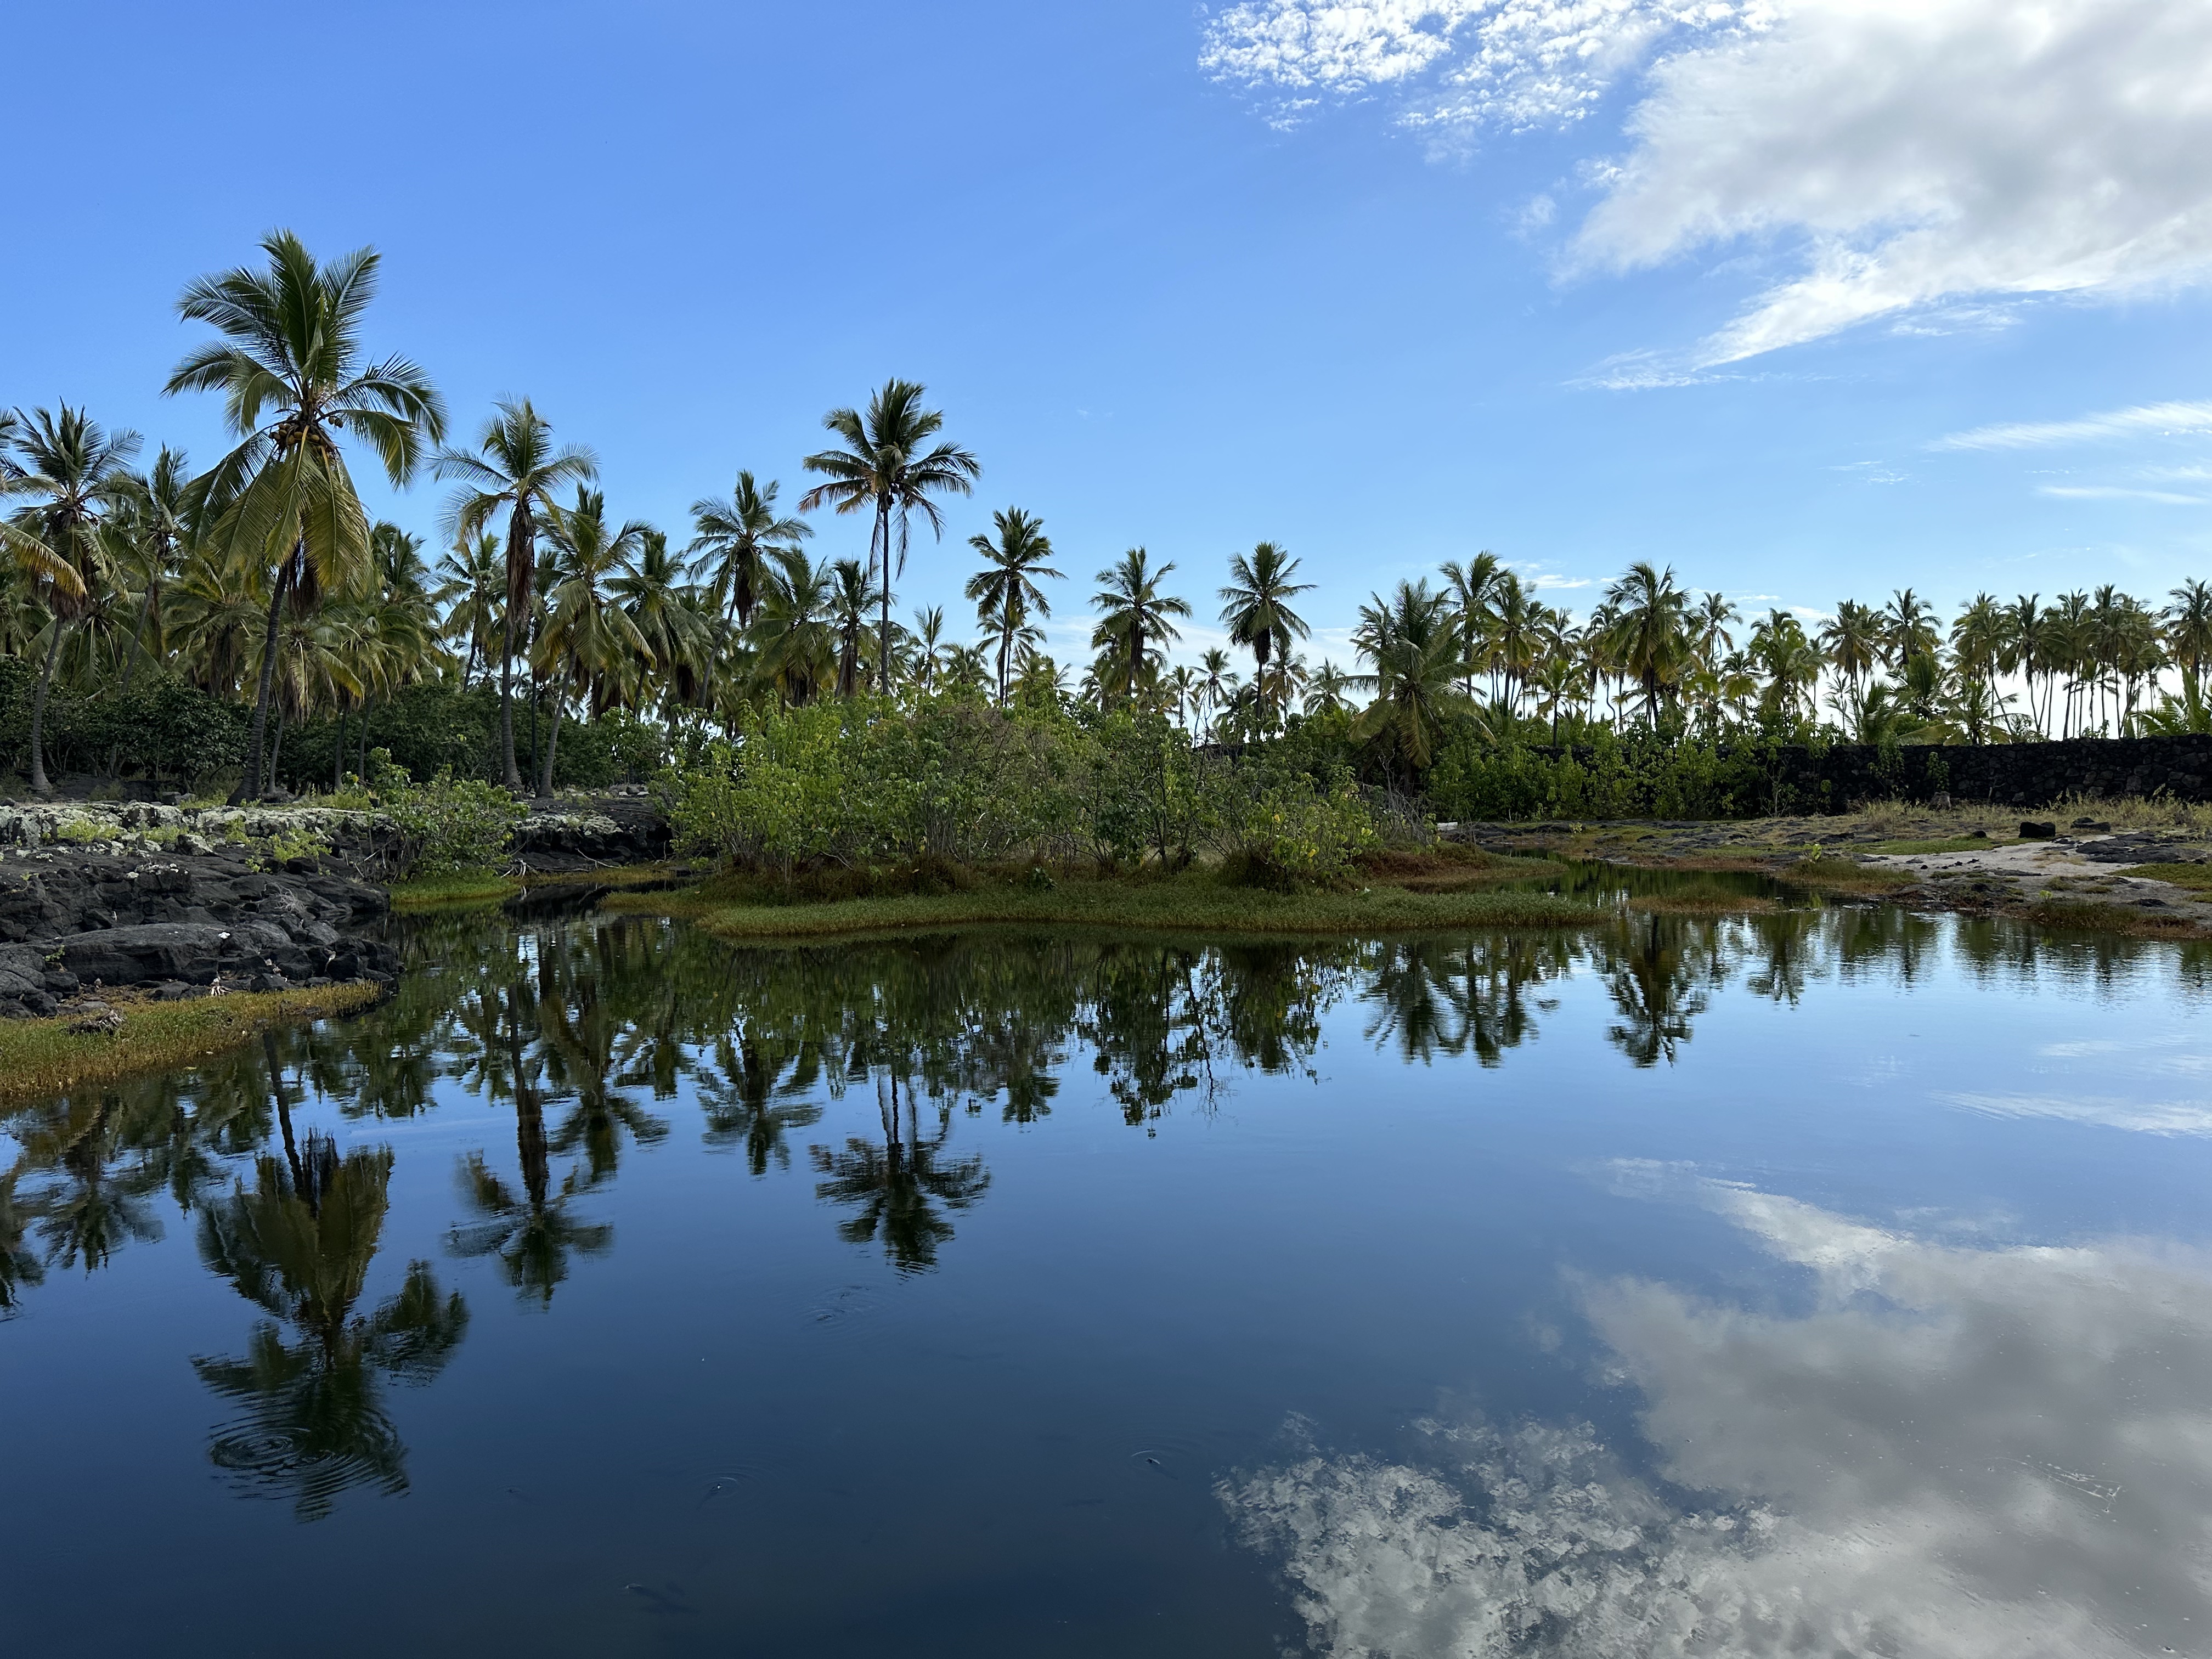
[1223,1178,2212,1657]
[1940,1090,2212,1137]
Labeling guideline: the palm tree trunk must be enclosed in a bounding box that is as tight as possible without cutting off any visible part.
[268,704,288,791]
[26,619,66,797]
[878,499,894,696]
[537,690,561,798]
[238,559,291,804]
[498,607,523,789]
[334,707,347,789]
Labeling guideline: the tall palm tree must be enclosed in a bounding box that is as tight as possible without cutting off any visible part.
[962,507,1062,706]
[1195,647,1239,725]
[1440,552,1504,699]
[433,531,505,685]
[163,232,444,801]
[612,528,712,718]
[1882,587,1940,669]
[799,380,980,695]
[534,489,651,795]
[1601,562,1692,722]
[1,405,140,793]
[909,605,946,694]
[432,398,596,788]
[1819,599,1884,706]
[2168,579,2212,715]
[103,444,192,699]
[687,470,809,632]
[1091,548,1189,701]
[1218,541,1313,729]
[828,556,880,697]
[1351,579,1469,777]
[750,548,837,707]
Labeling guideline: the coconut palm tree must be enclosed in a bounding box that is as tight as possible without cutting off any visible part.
[1218,541,1313,730]
[1091,548,1190,701]
[1819,599,1884,707]
[1602,562,1693,722]
[2168,579,2212,718]
[962,507,1062,706]
[1195,648,1239,726]
[1350,579,1468,778]
[687,471,809,632]
[1,406,140,793]
[799,380,980,695]
[612,528,713,718]
[533,489,651,795]
[103,444,192,699]
[431,399,595,788]
[909,605,946,694]
[751,548,838,707]
[1440,552,1504,698]
[433,531,504,685]
[1882,588,1941,669]
[827,557,881,697]
[164,232,445,802]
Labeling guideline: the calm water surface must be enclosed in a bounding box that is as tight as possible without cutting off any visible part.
[4,895,2211,1657]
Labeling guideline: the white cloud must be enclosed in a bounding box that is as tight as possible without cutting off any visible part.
[1223,1177,2212,1656]
[2037,485,2210,507]
[1940,1090,2212,1137]
[1205,0,2212,365]
[1932,400,2212,452]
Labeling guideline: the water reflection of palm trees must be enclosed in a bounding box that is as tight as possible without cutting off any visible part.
[812,1077,990,1274]
[697,1032,825,1173]
[193,1132,468,1521]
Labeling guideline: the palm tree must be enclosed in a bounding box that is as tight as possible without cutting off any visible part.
[827,556,880,697]
[164,232,445,802]
[1351,579,1468,777]
[1882,588,1940,669]
[962,507,1062,706]
[909,605,946,694]
[2168,579,2212,716]
[1218,541,1313,730]
[1440,552,1504,698]
[687,471,809,632]
[1601,562,1692,721]
[799,380,980,695]
[1304,659,1355,716]
[1195,647,1239,725]
[433,531,505,685]
[1,405,140,793]
[751,548,838,707]
[1091,548,1189,701]
[1819,599,1884,706]
[533,489,651,795]
[431,398,596,788]
[103,443,192,699]
[612,529,712,720]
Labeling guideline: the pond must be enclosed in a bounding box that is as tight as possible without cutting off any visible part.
[4,902,2211,1657]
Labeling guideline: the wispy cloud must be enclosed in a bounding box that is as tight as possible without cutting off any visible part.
[1932,400,2212,452]
[2036,484,2210,506]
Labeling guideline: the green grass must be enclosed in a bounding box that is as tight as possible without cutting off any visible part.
[608,870,1607,943]
[0,981,384,1105]
[2119,861,2212,891]
[390,870,523,912]
[1773,856,1916,893]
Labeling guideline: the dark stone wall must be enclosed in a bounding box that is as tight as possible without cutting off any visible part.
[1778,733,2212,808]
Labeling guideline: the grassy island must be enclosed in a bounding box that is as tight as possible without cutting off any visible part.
[0,982,385,1107]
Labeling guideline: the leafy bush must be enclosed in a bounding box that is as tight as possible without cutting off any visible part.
[379,768,527,876]
[1424,726,1818,821]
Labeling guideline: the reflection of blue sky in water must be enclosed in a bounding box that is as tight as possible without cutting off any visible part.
[1224,1169,2212,1657]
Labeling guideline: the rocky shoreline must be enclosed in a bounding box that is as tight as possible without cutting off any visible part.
[0,793,674,1023]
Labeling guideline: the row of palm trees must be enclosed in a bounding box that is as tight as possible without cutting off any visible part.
[8,230,2211,798]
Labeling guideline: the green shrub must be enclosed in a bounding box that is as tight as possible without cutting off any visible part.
[379,768,526,876]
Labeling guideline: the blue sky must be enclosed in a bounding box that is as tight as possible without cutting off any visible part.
[7,0,2211,668]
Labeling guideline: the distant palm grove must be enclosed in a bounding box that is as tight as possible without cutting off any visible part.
[5,233,2210,817]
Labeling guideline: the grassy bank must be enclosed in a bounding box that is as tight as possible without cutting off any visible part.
[608,867,1607,944]
[390,871,523,912]
[0,981,384,1106]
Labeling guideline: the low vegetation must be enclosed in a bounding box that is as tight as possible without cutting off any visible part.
[0,983,383,1106]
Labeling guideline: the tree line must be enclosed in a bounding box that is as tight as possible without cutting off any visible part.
[6,229,2210,803]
